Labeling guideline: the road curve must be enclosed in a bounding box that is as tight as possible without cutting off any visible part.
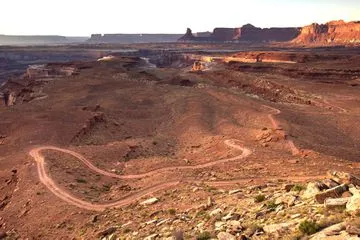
[29,139,251,211]
[262,105,300,155]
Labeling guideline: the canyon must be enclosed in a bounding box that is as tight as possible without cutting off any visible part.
[1,43,360,239]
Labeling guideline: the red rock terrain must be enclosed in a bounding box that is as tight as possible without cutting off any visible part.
[179,25,300,42]
[1,45,360,239]
[179,20,360,44]
[293,20,360,44]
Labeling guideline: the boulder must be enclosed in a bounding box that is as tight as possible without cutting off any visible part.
[263,222,296,233]
[315,184,348,204]
[275,194,297,207]
[222,211,240,221]
[227,220,243,233]
[303,182,321,199]
[322,179,340,189]
[330,171,360,187]
[284,184,295,192]
[215,221,226,231]
[311,222,346,238]
[229,189,241,195]
[346,188,360,213]
[346,224,360,235]
[324,198,350,209]
[217,232,236,240]
[140,197,159,205]
[308,222,360,240]
[209,208,222,216]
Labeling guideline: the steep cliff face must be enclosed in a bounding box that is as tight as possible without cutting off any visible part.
[240,24,300,42]
[293,20,360,44]
[178,25,300,42]
[211,28,241,41]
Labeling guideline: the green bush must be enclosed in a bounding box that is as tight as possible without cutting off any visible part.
[254,194,266,203]
[75,178,87,183]
[196,231,212,240]
[168,208,176,215]
[299,220,320,235]
[266,200,278,211]
[292,184,306,192]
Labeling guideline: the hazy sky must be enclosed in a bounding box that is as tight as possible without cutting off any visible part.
[1,0,359,36]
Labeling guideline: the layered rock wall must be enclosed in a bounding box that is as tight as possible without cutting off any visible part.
[178,24,300,42]
[293,20,360,44]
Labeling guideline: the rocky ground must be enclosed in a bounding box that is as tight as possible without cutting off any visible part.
[6,171,357,240]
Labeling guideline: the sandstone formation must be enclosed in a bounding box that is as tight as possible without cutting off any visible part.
[212,28,241,42]
[191,61,205,72]
[292,20,360,44]
[179,20,360,44]
[240,24,300,42]
[25,64,77,79]
[0,63,77,106]
[177,28,195,41]
[178,24,300,42]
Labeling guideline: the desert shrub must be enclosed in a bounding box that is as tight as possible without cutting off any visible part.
[196,231,212,240]
[266,200,278,211]
[168,208,176,215]
[292,184,305,192]
[318,213,344,228]
[299,220,320,235]
[102,184,111,192]
[75,178,87,183]
[254,194,266,203]
[243,223,263,236]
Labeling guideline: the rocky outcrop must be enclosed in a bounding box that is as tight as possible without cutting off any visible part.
[212,28,241,41]
[178,28,196,42]
[191,61,205,72]
[25,64,77,79]
[1,91,16,106]
[178,20,360,44]
[240,24,300,42]
[178,24,300,42]
[293,20,360,44]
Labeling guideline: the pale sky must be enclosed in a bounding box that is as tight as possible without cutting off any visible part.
[1,0,359,36]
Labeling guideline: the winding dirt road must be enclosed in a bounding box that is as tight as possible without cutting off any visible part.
[29,140,252,211]
[262,105,300,155]
[28,97,306,212]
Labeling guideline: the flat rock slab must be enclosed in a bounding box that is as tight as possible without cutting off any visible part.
[217,232,236,240]
[140,197,159,205]
[315,184,348,204]
[324,197,350,209]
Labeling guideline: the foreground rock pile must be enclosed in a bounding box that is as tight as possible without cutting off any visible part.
[80,171,360,240]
